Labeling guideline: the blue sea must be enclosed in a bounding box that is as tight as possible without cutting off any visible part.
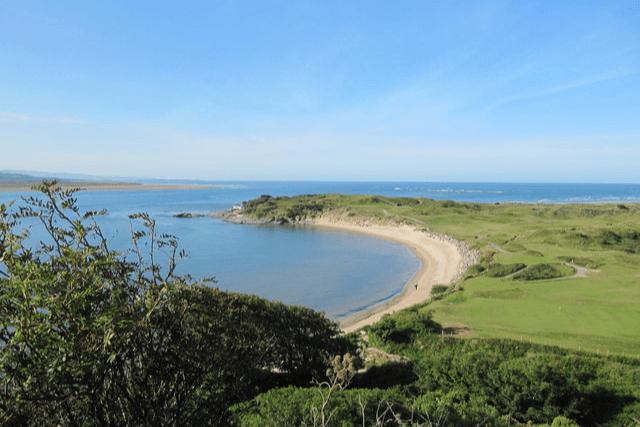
[3,181,640,320]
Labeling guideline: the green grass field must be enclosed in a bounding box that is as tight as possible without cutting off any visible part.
[240,194,640,356]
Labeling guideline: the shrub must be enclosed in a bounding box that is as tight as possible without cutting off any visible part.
[368,308,440,346]
[232,387,412,427]
[466,264,486,275]
[557,256,602,269]
[511,264,569,281]
[0,182,354,426]
[485,263,527,277]
[551,416,581,427]
[393,197,421,207]
[430,284,449,296]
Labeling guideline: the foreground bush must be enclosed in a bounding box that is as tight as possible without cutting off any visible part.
[0,182,354,426]
[367,305,440,347]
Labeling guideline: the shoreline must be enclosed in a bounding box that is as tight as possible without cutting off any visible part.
[212,209,480,332]
[0,183,222,192]
[309,214,478,333]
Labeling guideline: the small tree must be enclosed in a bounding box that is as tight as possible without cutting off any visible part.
[0,181,353,426]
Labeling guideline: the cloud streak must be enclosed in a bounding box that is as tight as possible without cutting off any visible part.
[0,111,85,124]
[485,68,640,112]
[48,116,85,124]
[0,111,30,122]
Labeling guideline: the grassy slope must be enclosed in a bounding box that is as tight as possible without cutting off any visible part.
[241,194,640,356]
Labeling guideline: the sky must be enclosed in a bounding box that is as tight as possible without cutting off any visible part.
[1,0,639,183]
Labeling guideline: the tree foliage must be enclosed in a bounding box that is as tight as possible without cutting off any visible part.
[0,181,354,426]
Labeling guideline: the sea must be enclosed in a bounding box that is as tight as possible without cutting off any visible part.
[3,181,640,320]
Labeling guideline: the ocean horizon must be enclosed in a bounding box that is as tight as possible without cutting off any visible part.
[2,181,640,319]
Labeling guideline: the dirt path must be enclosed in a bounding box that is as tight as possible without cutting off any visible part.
[501,262,600,281]
[562,263,600,279]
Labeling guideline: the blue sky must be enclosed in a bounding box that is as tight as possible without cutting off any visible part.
[1,0,639,182]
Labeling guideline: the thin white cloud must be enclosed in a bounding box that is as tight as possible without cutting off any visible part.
[0,111,30,122]
[0,111,85,124]
[48,115,85,124]
[486,68,640,111]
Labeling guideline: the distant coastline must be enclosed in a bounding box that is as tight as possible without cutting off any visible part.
[0,182,222,192]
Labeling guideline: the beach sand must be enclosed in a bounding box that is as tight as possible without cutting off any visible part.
[312,215,463,333]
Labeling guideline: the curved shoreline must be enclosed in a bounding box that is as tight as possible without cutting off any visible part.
[310,215,478,332]
[210,210,480,333]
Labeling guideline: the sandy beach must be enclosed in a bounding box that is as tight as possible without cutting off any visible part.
[312,215,469,333]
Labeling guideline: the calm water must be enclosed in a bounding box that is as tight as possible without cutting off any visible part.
[3,181,640,319]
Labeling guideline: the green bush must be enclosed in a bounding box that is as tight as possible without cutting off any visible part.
[557,256,602,269]
[408,336,638,426]
[0,183,354,426]
[511,264,571,281]
[232,387,411,427]
[430,284,449,296]
[486,263,527,277]
[551,416,581,427]
[466,264,486,275]
[368,308,440,346]
[393,197,421,207]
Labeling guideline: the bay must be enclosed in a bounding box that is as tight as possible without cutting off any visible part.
[2,181,640,320]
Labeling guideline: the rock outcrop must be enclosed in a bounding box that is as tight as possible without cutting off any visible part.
[420,229,480,285]
[174,212,203,218]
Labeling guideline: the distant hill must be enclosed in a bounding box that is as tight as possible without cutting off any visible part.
[0,171,56,182]
[0,171,221,192]
[0,170,136,183]
[0,171,135,190]
[0,170,217,186]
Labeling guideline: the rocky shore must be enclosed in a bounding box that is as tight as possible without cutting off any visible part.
[420,229,480,285]
[206,210,313,225]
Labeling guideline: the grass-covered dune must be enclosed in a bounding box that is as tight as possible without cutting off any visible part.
[236,194,640,356]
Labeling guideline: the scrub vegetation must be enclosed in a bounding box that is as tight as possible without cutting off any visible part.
[2,187,639,426]
[0,183,355,426]
[240,193,640,356]
[233,194,640,426]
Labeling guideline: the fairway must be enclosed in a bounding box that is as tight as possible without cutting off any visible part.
[431,265,640,356]
[238,194,640,356]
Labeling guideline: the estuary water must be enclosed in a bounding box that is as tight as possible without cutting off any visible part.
[3,181,640,320]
